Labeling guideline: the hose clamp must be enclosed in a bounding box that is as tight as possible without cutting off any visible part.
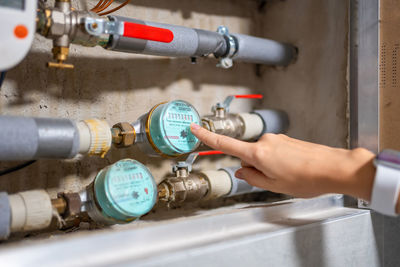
[216,26,237,69]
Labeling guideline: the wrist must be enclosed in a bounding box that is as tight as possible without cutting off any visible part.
[333,148,376,200]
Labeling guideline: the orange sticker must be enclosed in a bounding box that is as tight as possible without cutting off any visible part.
[14,25,28,39]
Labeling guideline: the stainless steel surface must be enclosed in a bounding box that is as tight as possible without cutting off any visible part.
[350,0,379,152]
[0,195,385,267]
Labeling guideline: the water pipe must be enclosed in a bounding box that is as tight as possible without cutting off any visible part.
[202,95,290,141]
[0,116,111,161]
[158,151,264,204]
[36,2,297,69]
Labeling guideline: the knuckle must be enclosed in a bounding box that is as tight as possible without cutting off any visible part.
[252,146,265,163]
[259,133,275,142]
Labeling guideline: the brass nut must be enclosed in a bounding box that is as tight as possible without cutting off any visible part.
[57,192,82,217]
[52,46,69,61]
[112,122,136,148]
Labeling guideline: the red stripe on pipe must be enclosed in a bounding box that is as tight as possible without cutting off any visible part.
[198,151,224,156]
[234,94,263,99]
[123,22,174,43]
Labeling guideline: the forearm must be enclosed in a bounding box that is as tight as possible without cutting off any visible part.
[190,124,400,214]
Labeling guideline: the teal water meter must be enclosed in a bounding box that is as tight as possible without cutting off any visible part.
[86,159,157,225]
[133,100,201,157]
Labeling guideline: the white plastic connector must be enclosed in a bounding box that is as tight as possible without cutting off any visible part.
[9,190,53,232]
[201,170,232,200]
[80,119,112,158]
[77,121,91,154]
[238,113,264,140]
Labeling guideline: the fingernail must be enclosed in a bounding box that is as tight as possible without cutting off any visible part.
[190,123,201,131]
[235,170,244,179]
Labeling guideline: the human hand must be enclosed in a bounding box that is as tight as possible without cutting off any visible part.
[190,123,376,200]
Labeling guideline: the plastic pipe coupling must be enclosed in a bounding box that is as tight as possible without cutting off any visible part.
[0,190,53,240]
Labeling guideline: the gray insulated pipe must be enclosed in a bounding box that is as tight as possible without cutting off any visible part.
[0,193,11,240]
[232,34,296,66]
[107,16,295,66]
[0,116,79,161]
[254,109,290,135]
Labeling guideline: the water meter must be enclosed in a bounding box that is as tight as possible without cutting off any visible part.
[0,0,37,70]
[84,159,157,225]
[133,100,201,157]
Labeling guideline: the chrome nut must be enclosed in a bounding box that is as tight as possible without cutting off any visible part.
[49,9,67,37]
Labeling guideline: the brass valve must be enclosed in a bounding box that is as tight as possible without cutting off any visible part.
[111,122,136,148]
[47,47,74,69]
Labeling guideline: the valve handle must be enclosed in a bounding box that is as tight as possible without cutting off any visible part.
[84,18,174,43]
[123,22,174,43]
[173,150,224,173]
[234,94,263,99]
[198,151,224,156]
[217,94,263,112]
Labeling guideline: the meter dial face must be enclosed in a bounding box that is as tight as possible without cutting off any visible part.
[94,159,157,222]
[149,100,201,156]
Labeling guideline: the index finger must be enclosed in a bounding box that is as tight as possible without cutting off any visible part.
[190,123,254,162]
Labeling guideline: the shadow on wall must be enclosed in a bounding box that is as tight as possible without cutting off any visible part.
[2,51,268,105]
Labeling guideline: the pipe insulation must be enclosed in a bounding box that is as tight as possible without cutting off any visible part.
[0,116,79,161]
[231,34,296,66]
[0,116,112,161]
[108,16,226,57]
[107,16,295,66]
[0,193,11,240]
[254,110,290,135]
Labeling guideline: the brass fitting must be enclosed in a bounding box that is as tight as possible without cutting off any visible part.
[51,197,67,215]
[112,122,136,148]
[158,174,209,203]
[47,47,74,69]
[36,8,52,36]
[57,192,82,217]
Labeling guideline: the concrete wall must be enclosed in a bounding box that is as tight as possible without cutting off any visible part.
[0,0,349,198]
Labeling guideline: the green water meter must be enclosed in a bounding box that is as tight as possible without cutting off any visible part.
[85,159,157,225]
[133,100,201,157]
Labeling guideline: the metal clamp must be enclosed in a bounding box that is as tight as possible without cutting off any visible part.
[216,26,237,69]
[84,17,123,36]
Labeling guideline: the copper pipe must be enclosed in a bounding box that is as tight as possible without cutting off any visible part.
[96,0,114,12]
[95,0,111,13]
[90,0,104,12]
[98,0,131,16]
